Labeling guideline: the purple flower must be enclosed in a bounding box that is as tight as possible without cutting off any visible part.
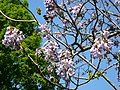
[102,30,109,39]
[44,0,57,22]
[42,40,59,62]
[90,30,113,58]
[36,39,75,79]
[90,47,102,58]
[38,24,51,39]
[56,49,75,79]
[70,4,85,15]
[2,26,24,49]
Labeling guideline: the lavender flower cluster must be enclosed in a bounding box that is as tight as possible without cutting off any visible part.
[44,0,57,22]
[42,40,59,62]
[90,30,113,59]
[2,26,25,49]
[69,3,85,15]
[38,24,50,39]
[36,41,75,79]
[56,49,75,79]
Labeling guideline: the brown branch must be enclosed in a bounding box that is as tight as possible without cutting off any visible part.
[109,0,120,13]
[102,62,118,73]
[90,1,120,30]
[78,54,118,90]
[92,0,99,41]
[71,59,102,87]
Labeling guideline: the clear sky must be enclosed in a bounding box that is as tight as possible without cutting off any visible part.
[28,0,119,90]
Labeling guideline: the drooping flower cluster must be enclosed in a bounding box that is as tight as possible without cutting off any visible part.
[90,30,113,58]
[44,0,57,22]
[2,26,25,49]
[56,49,75,79]
[42,40,59,62]
[36,40,59,61]
[35,41,75,79]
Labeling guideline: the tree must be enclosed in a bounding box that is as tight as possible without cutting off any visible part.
[0,0,120,90]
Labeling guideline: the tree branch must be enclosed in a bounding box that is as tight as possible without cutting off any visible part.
[0,10,36,22]
[17,0,40,25]
[78,54,118,90]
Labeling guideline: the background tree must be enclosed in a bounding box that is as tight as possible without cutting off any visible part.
[0,0,58,90]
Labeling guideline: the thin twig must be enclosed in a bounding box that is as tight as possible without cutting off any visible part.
[90,1,120,30]
[102,62,118,73]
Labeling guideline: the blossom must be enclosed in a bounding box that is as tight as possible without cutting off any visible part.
[58,49,71,60]
[2,26,24,49]
[90,30,113,58]
[90,47,102,58]
[115,0,120,4]
[102,30,109,39]
[56,49,75,79]
[44,0,57,22]
[35,40,59,62]
[45,0,53,4]
[38,24,50,39]
[42,40,59,62]
[35,43,75,79]
[56,58,75,79]
[67,68,75,76]
[69,4,85,15]
[35,48,44,57]
[47,65,53,73]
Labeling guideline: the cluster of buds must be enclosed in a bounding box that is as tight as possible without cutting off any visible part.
[2,26,25,49]
[90,30,113,58]
[69,3,85,15]
[56,49,75,79]
[38,24,50,39]
[44,0,57,22]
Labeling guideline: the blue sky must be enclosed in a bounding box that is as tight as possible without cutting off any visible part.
[28,0,119,90]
